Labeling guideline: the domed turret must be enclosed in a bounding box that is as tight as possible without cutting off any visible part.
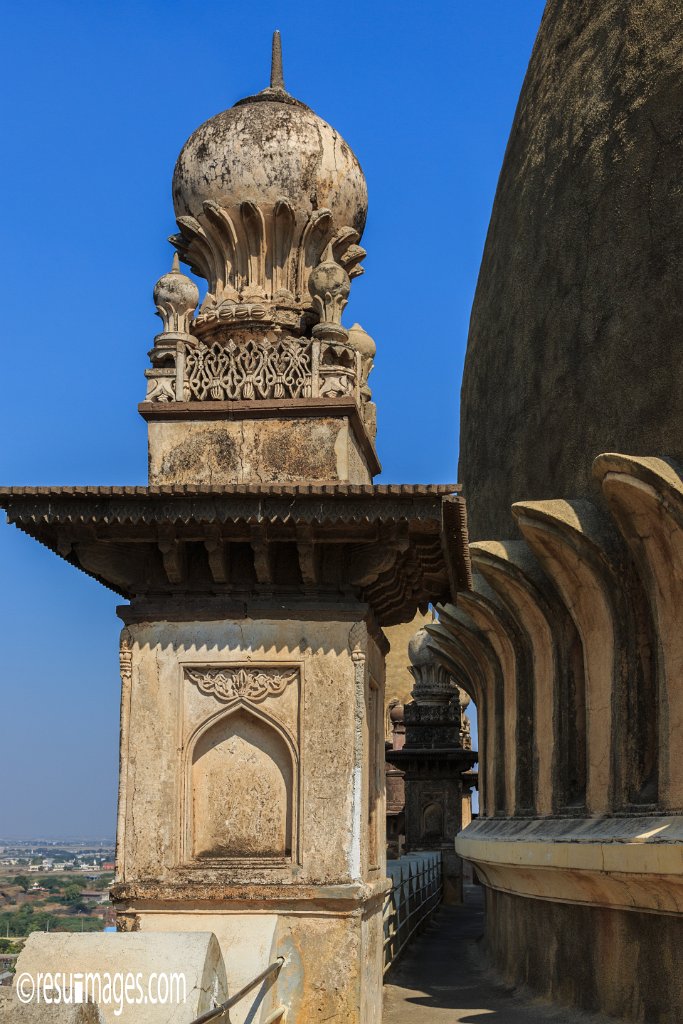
[169,32,367,329]
[389,701,405,726]
[141,32,381,487]
[153,253,199,336]
[172,93,367,239]
[408,627,458,704]
[408,627,438,670]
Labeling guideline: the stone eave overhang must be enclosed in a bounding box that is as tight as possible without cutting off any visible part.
[0,482,460,517]
[0,484,471,627]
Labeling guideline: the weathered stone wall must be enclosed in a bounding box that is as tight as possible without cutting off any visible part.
[146,414,373,485]
[485,889,683,1024]
[455,6,683,1011]
[113,613,387,1024]
[459,0,683,541]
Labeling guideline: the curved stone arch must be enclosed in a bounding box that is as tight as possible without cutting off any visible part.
[423,625,488,806]
[428,608,505,818]
[182,699,299,865]
[458,574,534,817]
[471,540,575,815]
[513,497,658,814]
[596,453,683,808]
[421,800,444,842]
[425,618,487,722]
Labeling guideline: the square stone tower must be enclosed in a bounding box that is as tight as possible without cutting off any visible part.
[0,33,470,1024]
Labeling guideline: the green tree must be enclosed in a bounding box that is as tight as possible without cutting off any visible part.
[63,885,82,904]
[12,876,30,893]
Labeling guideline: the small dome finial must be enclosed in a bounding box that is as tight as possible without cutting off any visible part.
[171,252,180,273]
[270,30,285,91]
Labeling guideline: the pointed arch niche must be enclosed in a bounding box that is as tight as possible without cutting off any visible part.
[185,700,298,866]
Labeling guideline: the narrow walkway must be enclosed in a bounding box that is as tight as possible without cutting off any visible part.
[383,887,608,1024]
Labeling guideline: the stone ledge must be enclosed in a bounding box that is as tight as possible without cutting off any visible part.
[456,816,683,915]
[112,876,391,912]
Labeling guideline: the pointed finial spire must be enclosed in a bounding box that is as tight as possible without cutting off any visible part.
[171,252,180,273]
[270,30,285,91]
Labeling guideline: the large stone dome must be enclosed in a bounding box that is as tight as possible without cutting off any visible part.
[172,91,367,236]
[459,0,683,541]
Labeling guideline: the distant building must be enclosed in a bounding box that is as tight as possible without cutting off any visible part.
[81,891,109,904]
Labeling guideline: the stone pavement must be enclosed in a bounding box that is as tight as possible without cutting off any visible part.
[383,887,613,1024]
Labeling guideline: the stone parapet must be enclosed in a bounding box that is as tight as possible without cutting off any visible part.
[456,815,683,914]
[0,991,102,1023]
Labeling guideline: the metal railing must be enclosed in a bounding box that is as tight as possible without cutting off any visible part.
[189,957,285,1024]
[383,851,443,973]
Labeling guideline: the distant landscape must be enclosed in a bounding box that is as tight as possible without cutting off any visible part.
[0,838,116,968]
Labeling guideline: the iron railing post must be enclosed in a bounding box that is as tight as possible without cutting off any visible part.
[188,956,285,1024]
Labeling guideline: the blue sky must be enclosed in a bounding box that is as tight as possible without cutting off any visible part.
[0,1,546,837]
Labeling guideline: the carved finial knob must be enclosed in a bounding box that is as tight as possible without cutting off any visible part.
[389,701,405,724]
[348,323,376,364]
[309,243,350,334]
[408,627,436,668]
[153,254,199,336]
[347,322,376,391]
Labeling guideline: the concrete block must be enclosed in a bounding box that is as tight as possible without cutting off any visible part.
[13,931,227,1023]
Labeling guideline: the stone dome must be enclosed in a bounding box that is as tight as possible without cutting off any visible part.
[172,88,367,238]
[459,0,683,541]
[168,34,368,313]
[408,627,438,669]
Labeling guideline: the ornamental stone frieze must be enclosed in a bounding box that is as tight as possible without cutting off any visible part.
[185,665,298,704]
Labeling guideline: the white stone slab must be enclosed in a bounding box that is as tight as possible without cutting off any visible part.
[13,931,227,1024]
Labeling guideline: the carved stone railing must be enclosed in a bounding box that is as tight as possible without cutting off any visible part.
[145,335,363,406]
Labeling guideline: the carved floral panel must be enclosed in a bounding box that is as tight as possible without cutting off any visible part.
[185,665,298,704]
